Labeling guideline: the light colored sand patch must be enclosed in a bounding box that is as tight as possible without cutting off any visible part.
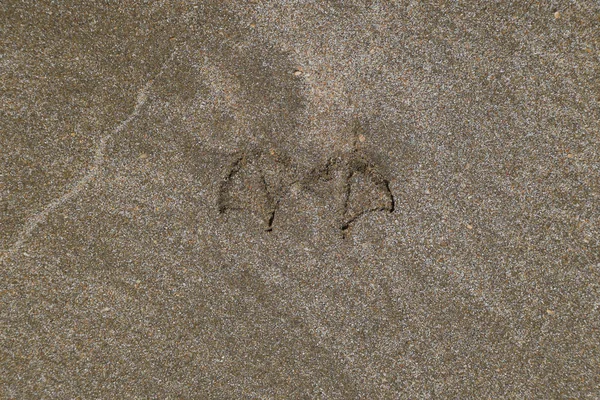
[0,49,178,264]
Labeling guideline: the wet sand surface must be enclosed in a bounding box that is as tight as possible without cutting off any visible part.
[1,1,599,398]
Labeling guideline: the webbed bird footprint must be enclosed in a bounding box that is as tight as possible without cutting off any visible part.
[302,153,395,235]
[217,151,288,231]
[217,148,394,235]
[342,157,395,232]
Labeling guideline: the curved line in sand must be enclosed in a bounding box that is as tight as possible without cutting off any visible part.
[0,49,177,264]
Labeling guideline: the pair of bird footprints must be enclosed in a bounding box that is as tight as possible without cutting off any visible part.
[217,146,395,235]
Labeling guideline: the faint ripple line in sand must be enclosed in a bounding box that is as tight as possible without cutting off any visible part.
[0,49,177,264]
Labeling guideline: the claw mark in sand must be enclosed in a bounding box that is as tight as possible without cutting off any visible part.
[0,49,178,264]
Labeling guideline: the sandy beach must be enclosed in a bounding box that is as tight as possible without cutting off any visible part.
[1,1,599,398]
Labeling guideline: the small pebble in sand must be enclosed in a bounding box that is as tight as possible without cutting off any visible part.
[358,134,366,142]
[293,69,303,76]
[554,11,560,19]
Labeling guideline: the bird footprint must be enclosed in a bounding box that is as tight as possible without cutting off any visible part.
[217,139,394,236]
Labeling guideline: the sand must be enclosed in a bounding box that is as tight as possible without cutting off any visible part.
[1,1,599,398]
